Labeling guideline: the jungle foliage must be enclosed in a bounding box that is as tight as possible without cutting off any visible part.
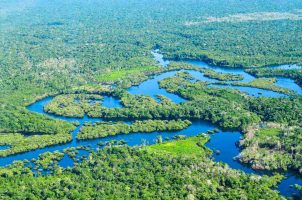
[1,0,302,141]
[0,140,284,200]
[77,120,192,140]
[1,0,302,198]
[238,124,302,174]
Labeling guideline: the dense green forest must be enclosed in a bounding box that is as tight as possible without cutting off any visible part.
[35,69,302,178]
[0,138,284,199]
[1,0,302,139]
[222,78,294,95]
[77,120,192,140]
[238,123,302,173]
[1,0,302,199]
[247,68,302,87]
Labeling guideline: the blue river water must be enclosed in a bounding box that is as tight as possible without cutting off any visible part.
[0,146,10,151]
[151,49,170,67]
[187,60,302,95]
[128,71,186,103]
[102,96,123,108]
[0,51,302,197]
[186,60,255,82]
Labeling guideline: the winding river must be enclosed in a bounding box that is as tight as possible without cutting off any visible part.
[0,51,302,197]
